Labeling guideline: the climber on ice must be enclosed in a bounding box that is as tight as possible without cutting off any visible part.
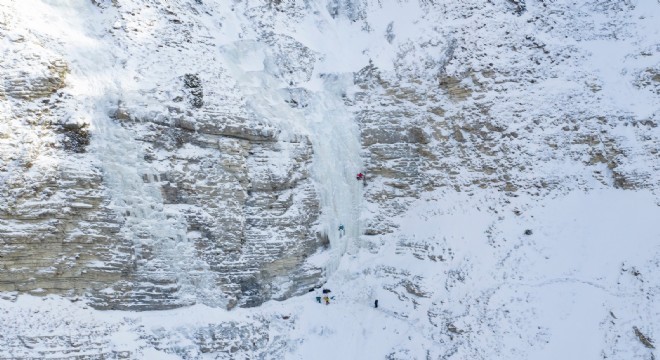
[338,224,345,236]
[357,172,367,186]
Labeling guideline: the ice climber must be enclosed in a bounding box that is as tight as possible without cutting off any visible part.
[323,296,330,305]
[338,224,345,236]
[357,172,367,186]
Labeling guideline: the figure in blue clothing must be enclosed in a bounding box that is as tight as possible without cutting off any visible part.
[338,224,345,236]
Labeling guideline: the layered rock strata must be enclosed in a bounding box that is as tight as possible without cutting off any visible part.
[0,1,326,310]
[351,1,659,235]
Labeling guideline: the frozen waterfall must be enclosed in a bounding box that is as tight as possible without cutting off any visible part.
[219,40,363,274]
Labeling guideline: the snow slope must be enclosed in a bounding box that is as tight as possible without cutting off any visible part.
[1,189,658,359]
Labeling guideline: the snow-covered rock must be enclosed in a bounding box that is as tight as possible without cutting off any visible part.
[0,0,658,358]
[0,0,327,310]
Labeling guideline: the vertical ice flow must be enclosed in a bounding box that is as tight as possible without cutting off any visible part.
[220,41,362,274]
[24,0,219,304]
[305,74,363,269]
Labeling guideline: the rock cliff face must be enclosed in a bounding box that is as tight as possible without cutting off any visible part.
[0,31,133,297]
[1,0,659,358]
[349,0,660,235]
[1,0,327,310]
